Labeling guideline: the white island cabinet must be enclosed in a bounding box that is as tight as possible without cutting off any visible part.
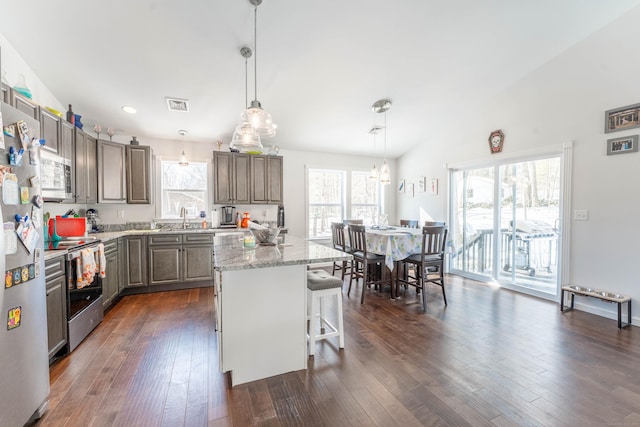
[213,235,351,386]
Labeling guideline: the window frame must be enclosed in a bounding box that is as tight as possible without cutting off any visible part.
[159,159,208,219]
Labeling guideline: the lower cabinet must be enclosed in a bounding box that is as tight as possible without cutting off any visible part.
[102,239,121,309]
[124,235,148,288]
[45,256,67,362]
[148,233,214,286]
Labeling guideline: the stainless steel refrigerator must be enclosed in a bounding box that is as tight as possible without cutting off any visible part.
[0,102,50,426]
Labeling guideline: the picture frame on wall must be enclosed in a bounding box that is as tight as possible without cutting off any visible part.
[604,103,640,133]
[607,135,638,155]
[417,176,426,192]
[428,179,438,195]
[406,183,414,198]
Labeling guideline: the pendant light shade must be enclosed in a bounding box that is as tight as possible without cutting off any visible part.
[230,122,262,153]
[242,0,276,138]
[178,129,189,166]
[178,150,189,166]
[241,100,276,137]
[372,99,392,185]
[379,161,390,184]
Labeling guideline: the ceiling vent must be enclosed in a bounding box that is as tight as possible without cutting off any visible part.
[165,97,189,112]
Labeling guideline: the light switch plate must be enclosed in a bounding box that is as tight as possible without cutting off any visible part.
[574,209,589,220]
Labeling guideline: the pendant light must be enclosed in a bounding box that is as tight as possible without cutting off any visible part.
[241,0,277,138]
[230,46,263,152]
[178,129,189,166]
[372,99,391,185]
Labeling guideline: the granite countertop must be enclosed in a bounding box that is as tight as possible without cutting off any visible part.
[44,228,245,260]
[213,235,351,271]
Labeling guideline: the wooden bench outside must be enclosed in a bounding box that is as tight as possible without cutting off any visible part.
[560,285,632,329]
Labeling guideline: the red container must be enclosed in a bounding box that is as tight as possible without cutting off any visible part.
[51,217,86,237]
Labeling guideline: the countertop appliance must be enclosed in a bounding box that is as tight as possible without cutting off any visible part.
[0,103,50,426]
[277,205,285,227]
[220,205,237,227]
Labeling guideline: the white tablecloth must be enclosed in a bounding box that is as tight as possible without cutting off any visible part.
[365,228,423,271]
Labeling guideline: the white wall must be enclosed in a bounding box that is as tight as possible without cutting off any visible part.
[397,6,640,323]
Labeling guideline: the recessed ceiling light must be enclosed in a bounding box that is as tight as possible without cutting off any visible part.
[122,105,137,114]
[178,129,188,136]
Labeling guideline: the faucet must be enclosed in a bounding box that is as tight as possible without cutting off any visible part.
[180,207,187,229]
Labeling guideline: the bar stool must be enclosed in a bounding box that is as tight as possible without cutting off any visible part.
[306,270,345,357]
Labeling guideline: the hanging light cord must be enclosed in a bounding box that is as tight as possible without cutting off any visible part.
[383,109,387,160]
[253,3,258,102]
[245,55,249,108]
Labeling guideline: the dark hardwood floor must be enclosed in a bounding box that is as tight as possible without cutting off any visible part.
[34,275,640,427]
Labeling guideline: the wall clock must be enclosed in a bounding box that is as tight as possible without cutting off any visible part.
[488,129,504,154]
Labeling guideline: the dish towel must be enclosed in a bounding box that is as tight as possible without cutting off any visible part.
[97,243,106,279]
[76,248,97,289]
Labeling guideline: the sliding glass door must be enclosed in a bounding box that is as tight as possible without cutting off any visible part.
[450,155,563,298]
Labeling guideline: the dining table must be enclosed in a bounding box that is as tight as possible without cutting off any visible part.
[363,226,424,298]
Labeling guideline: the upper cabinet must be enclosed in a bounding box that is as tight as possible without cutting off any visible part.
[1,83,11,104]
[214,152,283,205]
[213,152,251,204]
[250,155,283,204]
[10,91,39,120]
[97,140,126,203]
[74,128,97,204]
[40,109,74,162]
[126,145,152,204]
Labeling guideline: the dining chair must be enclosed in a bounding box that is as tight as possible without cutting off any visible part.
[347,224,385,304]
[400,219,419,228]
[397,226,448,311]
[331,222,353,280]
[424,221,446,226]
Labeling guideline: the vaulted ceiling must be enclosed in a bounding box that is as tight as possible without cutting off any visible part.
[2,1,639,157]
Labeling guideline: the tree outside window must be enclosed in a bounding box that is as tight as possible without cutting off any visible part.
[161,161,207,218]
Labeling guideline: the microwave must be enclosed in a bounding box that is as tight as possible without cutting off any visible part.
[40,151,73,201]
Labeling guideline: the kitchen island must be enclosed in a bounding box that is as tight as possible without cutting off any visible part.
[213,234,352,386]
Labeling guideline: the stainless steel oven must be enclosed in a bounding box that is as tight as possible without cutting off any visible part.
[65,242,104,352]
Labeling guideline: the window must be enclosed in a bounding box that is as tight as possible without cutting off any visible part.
[351,171,380,224]
[307,168,382,239]
[308,169,345,239]
[161,161,207,218]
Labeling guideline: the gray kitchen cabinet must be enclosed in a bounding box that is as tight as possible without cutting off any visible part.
[74,128,98,204]
[102,239,120,309]
[60,120,74,161]
[123,235,148,288]
[40,110,75,164]
[213,152,250,204]
[148,234,182,286]
[40,108,61,155]
[117,238,125,292]
[148,233,213,286]
[126,145,152,204]
[10,90,39,119]
[45,256,67,362]
[183,233,214,282]
[1,83,11,104]
[250,155,283,204]
[98,140,126,203]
